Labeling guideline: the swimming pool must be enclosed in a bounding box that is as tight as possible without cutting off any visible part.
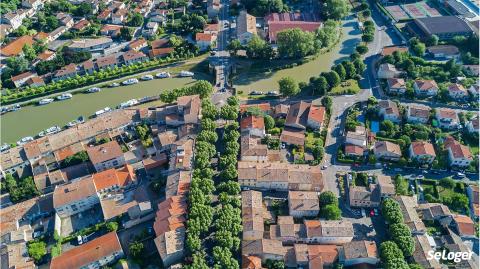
[371,121,380,133]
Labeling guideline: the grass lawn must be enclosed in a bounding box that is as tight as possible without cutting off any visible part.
[330,79,360,95]
[305,132,317,149]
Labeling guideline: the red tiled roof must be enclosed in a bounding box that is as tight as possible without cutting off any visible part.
[86,141,123,164]
[241,115,265,130]
[204,23,219,32]
[50,232,122,269]
[129,38,146,49]
[307,106,325,124]
[195,32,213,42]
[345,144,364,156]
[454,215,475,236]
[1,36,34,56]
[150,38,169,49]
[148,48,174,58]
[411,141,436,156]
[240,103,271,113]
[448,83,467,94]
[387,78,405,88]
[92,164,135,191]
[72,19,90,31]
[415,80,438,91]
[11,71,34,82]
[36,50,55,61]
[444,137,473,160]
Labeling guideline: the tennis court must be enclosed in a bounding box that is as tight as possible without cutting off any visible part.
[385,5,410,21]
[383,1,442,22]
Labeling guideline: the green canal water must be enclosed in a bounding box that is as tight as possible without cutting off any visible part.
[234,16,361,93]
[1,16,361,144]
[0,76,201,144]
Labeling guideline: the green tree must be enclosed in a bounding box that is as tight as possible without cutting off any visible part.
[394,235,415,257]
[179,13,206,34]
[45,15,59,31]
[129,241,144,259]
[128,13,144,27]
[120,27,132,41]
[316,20,339,48]
[333,64,346,81]
[74,2,93,16]
[264,115,275,130]
[342,61,357,79]
[321,204,341,220]
[362,33,374,43]
[439,177,455,189]
[278,76,299,96]
[310,75,329,95]
[227,39,242,56]
[28,241,47,263]
[185,250,209,269]
[382,198,404,224]
[325,71,341,88]
[322,96,333,113]
[319,191,338,206]
[277,28,317,58]
[394,175,408,195]
[220,105,239,120]
[412,42,426,56]
[322,0,350,20]
[390,223,412,238]
[265,260,285,269]
[106,221,118,232]
[246,35,274,59]
[426,35,438,46]
[22,44,37,61]
[33,39,47,54]
[356,44,368,54]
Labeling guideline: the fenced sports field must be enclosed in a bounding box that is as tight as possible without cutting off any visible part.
[383,1,442,22]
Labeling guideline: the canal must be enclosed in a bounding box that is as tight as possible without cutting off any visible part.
[233,15,362,93]
[0,76,205,144]
[1,16,361,144]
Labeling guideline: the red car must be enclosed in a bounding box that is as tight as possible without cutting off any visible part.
[370,209,375,217]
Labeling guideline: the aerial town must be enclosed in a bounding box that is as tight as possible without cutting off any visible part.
[0,0,478,267]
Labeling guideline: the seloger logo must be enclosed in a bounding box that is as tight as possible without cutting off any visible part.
[427,250,474,263]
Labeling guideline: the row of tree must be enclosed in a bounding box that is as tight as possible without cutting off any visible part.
[184,99,219,268]
[212,98,242,268]
[380,198,416,267]
[184,96,242,269]
[2,52,198,104]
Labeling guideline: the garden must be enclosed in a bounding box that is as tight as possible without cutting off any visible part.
[420,177,470,214]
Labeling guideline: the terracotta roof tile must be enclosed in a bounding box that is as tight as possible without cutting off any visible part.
[50,232,122,269]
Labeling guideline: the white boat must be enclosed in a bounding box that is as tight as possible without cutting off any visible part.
[122,78,139,85]
[17,136,34,146]
[155,72,171,79]
[38,126,61,137]
[95,107,112,117]
[109,83,120,88]
[5,104,21,112]
[86,87,101,93]
[140,75,154,81]
[1,144,11,152]
[119,99,139,108]
[57,93,73,100]
[179,71,194,77]
[67,116,85,128]
[39,98,54,105]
